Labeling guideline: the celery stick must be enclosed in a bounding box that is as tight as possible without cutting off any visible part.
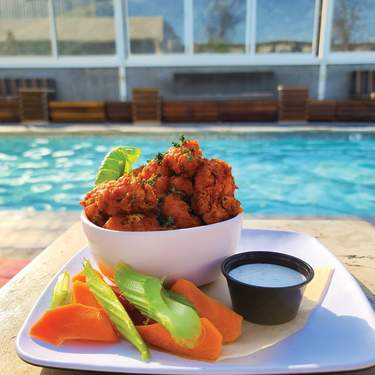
[115,263,201,349]
[164,289,195,310]
[83,260,150,361]
[50,271,72,308]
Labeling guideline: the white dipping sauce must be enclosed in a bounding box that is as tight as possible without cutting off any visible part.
[229,263,306,287]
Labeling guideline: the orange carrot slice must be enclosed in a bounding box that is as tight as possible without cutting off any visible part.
[171,279,242,343]
[72,280,102,309]
[97,260,115,281]
[137,318,222,361]
[72,270,104,283]
[72,272,86,283]
[30,303,118,345]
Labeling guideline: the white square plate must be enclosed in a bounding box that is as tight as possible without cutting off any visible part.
[17,229,375,374]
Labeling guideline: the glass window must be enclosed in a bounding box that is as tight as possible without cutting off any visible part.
[193,0,246,53]
[256,0,316,53]
[127,0,184,54]
[54,0,115,55]
[331,0,375,52]
[0,0,51,56]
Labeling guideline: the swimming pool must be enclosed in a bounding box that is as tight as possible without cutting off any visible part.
[0,132,374,216]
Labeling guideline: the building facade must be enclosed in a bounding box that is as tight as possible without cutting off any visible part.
[0,0,374,101]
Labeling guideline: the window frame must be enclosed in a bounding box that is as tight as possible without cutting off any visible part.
[0,0,54,58]
[254,0,320,56]
[125,0,322,67]
[327,0,375,63]
[0,0,374,69]
[0,0,119,65]
[52,0,117,57]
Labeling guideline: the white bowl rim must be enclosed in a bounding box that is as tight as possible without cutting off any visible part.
[81,210,243,236]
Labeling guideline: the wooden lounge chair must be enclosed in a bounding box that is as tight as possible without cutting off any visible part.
[48,101,106,122]
[132,88,161,123]
[307,100,337,122]
[352,70,375,99]
[106,102,132,122]
[278,86,309,121]
[0,78,56,122]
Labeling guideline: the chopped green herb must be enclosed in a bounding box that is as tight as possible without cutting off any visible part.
[163,216,175,227]
[172,134,186,148]
[186,152,194,161]
[145,176,157,186]
[154,152,165,163]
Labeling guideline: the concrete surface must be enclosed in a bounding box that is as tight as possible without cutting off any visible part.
[2,63,375,102]
[0,218,374,374]
[0,211,80,259]
[0,68,119,101]
[126,65,320,99]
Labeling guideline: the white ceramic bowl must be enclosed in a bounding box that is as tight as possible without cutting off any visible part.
[81,211,243,286]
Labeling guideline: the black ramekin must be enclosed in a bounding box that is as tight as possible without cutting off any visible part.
[221,251,314,325]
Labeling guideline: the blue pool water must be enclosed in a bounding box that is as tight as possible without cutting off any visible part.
[0,133,374,216]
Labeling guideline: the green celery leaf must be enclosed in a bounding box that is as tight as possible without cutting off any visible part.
[95,147,142,186]
[115,263,201,349]
[50,271,72,308]
[83,260,150,361]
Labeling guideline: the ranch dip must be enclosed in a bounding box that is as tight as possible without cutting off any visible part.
[229,263,306,287]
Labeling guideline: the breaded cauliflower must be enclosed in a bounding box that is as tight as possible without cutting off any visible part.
[82,175,158,217]
[192,159,242,224]
[170,175,193,196]
[104,214,162,231]
[161,194,201,229]
[163,138,203,177]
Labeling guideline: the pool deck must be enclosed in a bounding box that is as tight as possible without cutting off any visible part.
[0,122,375,134]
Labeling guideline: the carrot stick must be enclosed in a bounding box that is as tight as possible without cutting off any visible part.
[72,280,102,309]
[171,279,242,343]
[137,318,222,361]
[30,303,118,345]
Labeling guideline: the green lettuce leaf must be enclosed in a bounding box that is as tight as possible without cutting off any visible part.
[115,263,201,349]
[50,271,72,308]
[95,147,142,186]
[83,260,150,361]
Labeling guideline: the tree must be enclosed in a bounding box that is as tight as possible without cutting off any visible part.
[205,0,242,44]
[332,0,362,51]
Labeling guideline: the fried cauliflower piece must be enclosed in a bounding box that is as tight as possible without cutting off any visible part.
[104,214,162,231]
[81,175,158,218]
[194,159,236,197]
[138,159,170,196]
[193,194,242,224]
[139,159,170,180]
[192,159,242,224]
[163,139,203,177]
[81,185,108,226]
[170,175,193,196]
[161,194,201,229]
